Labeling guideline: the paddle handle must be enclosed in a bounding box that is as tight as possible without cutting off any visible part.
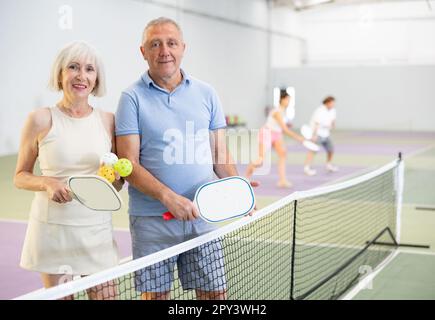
[162,211,175,221]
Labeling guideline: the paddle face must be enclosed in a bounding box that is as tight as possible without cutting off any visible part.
[300,125,313,140]
[67,175,123,211]
[162,176,256,223]
[303,140,320,152]
[195,176,255,223]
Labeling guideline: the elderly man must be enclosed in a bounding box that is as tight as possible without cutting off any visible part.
[115,17,248,300]
[304,96,338,176]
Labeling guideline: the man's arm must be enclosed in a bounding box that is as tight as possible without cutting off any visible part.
[211,129,258,214]
[311,122,319,141]
[211,129,239,178]
[116,134,198,220]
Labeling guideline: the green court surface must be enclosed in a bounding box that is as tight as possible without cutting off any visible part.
[354,252,435,300]
[350,147,435,300]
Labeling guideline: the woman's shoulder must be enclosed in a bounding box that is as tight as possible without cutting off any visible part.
[96,109,114,122]
[270,107,283,117]
[95,108,115,133]
[27,107,52,130]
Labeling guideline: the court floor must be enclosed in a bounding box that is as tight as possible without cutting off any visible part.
[1,130,434,299]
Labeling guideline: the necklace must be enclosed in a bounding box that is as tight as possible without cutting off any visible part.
[57,104,93,118]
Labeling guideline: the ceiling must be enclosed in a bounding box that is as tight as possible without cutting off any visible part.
[271,0,432,11]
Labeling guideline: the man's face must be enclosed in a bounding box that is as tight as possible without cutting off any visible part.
[141,23,185,80]
[326,101,335,109]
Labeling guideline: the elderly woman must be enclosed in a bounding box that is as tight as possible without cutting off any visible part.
[14,41,122,299]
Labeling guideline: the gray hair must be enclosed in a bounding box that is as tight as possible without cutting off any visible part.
[141,17,183,46]
[48,41,106,97]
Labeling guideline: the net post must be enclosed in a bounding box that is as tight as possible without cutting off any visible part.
[395,151,405,244]
[290,200,297,300]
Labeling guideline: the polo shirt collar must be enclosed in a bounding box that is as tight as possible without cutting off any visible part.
[142,69,191,89]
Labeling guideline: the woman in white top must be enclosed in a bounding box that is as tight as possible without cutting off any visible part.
[245,90,304,188]
[14,42,122,299]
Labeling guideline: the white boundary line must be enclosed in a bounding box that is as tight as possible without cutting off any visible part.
[340,160,404,300]
[320,167,374,187]
[320,142,434,188]
[402,143,435,160]
[341,247,435,300]
[340,250,399,300]
[0,218,27,224]
[335,144,435,300]
[341,144,435,300]
[398,248,435,256]
[0,218,130,233]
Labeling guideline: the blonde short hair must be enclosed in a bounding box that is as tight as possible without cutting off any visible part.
[48,41,106,97]
[141,17,183,47]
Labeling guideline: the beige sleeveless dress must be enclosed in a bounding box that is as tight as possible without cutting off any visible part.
[20,106,119,275]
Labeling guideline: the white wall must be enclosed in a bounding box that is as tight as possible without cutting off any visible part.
[297,1,435,66]
[272,65,435,131]
[266,5,307,110]
[0,0,304,156]
[270,6,306,68]
[1,0,169,155]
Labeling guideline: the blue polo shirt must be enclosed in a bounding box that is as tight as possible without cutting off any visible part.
[115,70,227,216]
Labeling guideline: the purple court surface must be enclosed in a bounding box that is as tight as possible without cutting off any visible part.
[0,222,132,299]
[237,164,365,197]
[287,140,428,156]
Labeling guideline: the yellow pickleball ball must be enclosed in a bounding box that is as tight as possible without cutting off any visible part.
[113,158,133,177]
[97,165,116,183]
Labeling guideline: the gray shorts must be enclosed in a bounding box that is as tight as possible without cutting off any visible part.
[316,136,334,153]
[129,215,226,293]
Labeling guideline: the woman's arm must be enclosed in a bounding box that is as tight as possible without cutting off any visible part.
[272,111,304,142]
[14,108,72,203]
[101,111,124,192]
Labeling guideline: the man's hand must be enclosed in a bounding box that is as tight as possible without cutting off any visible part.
[250,180,260,188]
[247,180,260,216]
[161,192,199,221]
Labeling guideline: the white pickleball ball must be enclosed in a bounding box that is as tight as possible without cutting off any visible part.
[100,152,118,166]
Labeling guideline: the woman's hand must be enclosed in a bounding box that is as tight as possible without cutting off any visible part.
[112,170,125,192]
[44,178,72,204]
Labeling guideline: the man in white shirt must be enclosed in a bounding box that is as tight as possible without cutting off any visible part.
[304,96,338,176]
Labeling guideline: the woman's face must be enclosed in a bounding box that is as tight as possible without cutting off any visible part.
[281,96,290,108]
[61,57,97,99]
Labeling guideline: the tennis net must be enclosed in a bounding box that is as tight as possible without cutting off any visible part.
[16,158,404,300]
